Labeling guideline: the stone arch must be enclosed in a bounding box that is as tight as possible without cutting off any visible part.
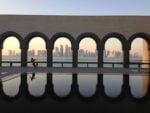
[128,32,150,50]
[76,32,100,50]
[102,32,127,50]
[0,31,23,49]
[24,32,49,49]
[50,32,75,50]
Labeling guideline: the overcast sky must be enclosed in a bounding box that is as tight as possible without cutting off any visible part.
[0,0,150,15]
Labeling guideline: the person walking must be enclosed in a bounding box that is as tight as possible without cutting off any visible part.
[31,58,38,68]
[30,58,38,80]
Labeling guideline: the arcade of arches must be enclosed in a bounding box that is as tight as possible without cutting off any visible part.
[0,32,150,68]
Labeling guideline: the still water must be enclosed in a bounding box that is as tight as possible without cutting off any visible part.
[0,73,149,98]
[1,57,148,98]
[27,73,47,96]
[2,74,20,97]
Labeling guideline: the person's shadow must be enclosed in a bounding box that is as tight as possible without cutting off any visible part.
[30,73,35,81]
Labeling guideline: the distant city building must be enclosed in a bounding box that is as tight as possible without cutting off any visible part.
[60,45,64,56]
[68,47,72,56]
[78,49,84,57]
[4,46,141,58]
[133,52,140,58]
[8,50,12,56]
[104,50,123,58]
[28,49,35,57]
[37,50,47,57]
[55,47,59,57]
[8,50,20,57]
[65,44,70,57]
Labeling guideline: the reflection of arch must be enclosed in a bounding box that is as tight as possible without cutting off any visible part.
[51,32,75,50]
[102,32,127,50]
[0,31,23,49]
[128,32,150,50]
[24,32,49,49]
[76,32,100,50]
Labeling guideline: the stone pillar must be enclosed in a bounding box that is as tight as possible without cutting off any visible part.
[97,47,104,96]
[71,73,78,96]
[20,47,28,97]
[47,48,52,67]
[21,47,27,67]
[0,49,2,67]
[71,45,78,96]
[123,47,130,68]
[46,46,53,96]
[98,48,103,68]
[73,47,78,67]
[122,46,130,97]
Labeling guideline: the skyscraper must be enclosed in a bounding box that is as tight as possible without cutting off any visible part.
[60,45,63,56]
[55,47,59,57]
[8,50,12,56]
[65,44,69,57]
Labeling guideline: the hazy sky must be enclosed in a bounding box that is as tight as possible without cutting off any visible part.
[0,0,150,15]
[1,0,149,55]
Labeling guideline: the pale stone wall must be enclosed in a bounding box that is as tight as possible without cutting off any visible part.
[0,15,150,39]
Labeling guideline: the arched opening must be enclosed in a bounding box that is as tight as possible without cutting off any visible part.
[2,36,21,66]
[27,37,47,96]
[52,37,72,97]
[103,38,123,98]
[129,38,149,98]
[103,38,123,65]
[28,37,47,66]
[78,37,97,97]
[2,36,21,96]
[53,37,72,67]
[78,37,97,67]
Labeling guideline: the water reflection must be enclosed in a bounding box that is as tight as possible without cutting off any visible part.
[27,73,46,96]
[1,72,149,99]
[30,73,35,81]
[78,74,97,97]
[2,73,20,97]
[103,74,123,98]
[129,74,149,98]
[52,73,72,97]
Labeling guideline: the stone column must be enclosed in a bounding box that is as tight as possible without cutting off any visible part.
[47,48,52,67]
[73,47,78,68]
[21,47,27,67]
[98,47,103,68]
[46,46,53,96]
[122,46,130,97]
[71,45,78,96]
[123,47,130,68]
[97,46,104,96]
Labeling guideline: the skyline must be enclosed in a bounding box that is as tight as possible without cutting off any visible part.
[3,44,142,58]
[2,37,144,56]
